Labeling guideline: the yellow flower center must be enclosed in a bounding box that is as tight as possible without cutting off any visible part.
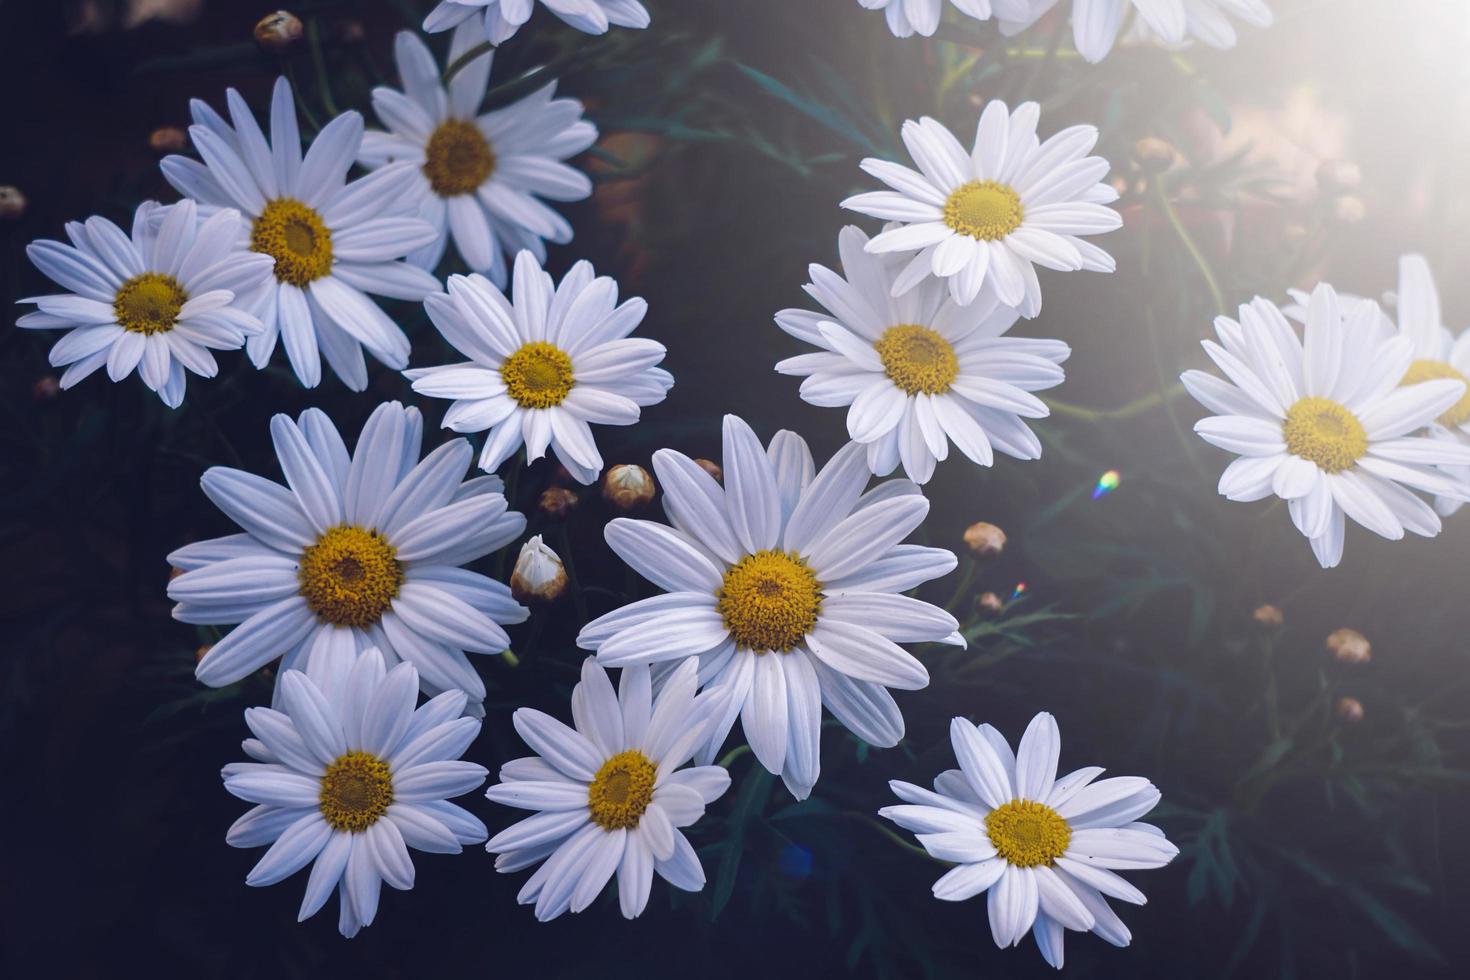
[943,180,1024,241]
[319,751,394,832]
[114,272,188,335]
[587,750,657,830]
[1282,396,1368,473]
[501,341,575,408]
[717,550,823,653]
[251,197,334,286]
[423,119,497,197]
[985,799,1071,868]
[1401,359,1470,428]
[875,324,959,395]
[297,525,403,628]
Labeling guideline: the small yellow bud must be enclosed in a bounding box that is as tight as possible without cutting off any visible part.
[539,486,579,520]
[1131,137,1178,174]
[1335,696,1364,724]
[254,10,303,51]
[0,186,26,221]
[977,592,1004,616]
[602,464,655,511]
[1325,628,1371,665]
[148,126,188,155]
[963,522,1006,559]
[1252,604,1283,628]
[694,458,723,483]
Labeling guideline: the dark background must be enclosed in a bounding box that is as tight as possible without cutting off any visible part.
[3,0,1470,976]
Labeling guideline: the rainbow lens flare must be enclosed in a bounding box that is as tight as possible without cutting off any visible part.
[1092,469,1121,499]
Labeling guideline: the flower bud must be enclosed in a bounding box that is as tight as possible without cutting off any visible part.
[1315,159,1361,194]
[1335,696,1364,724]
[148,126,188,154]
[1252,604,1283,628]
[602,464,655,511]
[977,592,1004,616]
[255,10,303,51]
[1131,137,1178,174]
[694,458,723,483]
[539,487,579,520]
[963,522,1006,559]
[511,535,567,603]
[1325,627,1371,664]
[0,185,26,221]
[1330,195,1365,225]
[195,643,213,664]
[32,375,60,401]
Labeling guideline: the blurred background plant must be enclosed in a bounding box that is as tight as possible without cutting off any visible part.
[3,0,1470,977]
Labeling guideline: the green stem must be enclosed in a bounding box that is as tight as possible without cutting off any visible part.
[1153,176,1227,316]
[443,41,494,85]
[307,18,340,118]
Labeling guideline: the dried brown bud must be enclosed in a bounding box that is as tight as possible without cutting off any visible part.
[254,10,303,51]
[1325,627,1371,664]
[694,458,723,483]
[603,464,655,511]
[1131,137,1177,174]
[977,592,1004,616]
[1330,195,1365,225]
[1315,159,1362,194]
[963,522,1006,559]
[1252,604,1283,628]
[1335,696,1364,724]
[539,486,579,520]
[195,644,213,664]
[148,125,188,155]
[0,185,26,221]
[32,375,61,401]
[510,535,567,603]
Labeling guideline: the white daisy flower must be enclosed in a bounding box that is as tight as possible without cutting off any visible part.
[576,415,962,800]
[856,0,1040,38]
[169,401,528,707]
[360,24,597,286]
[842,101,1121,314]
[776,224,1069,484]
[1182,284,1470,569]
[223,647,488,938]
[485,657,730,921]
[423,0,650,46]
[1006,1,1273,63]
[881,712,1178,969]
[160,77,443,391]
[1377,255,1470,517]
[405,251,672,484]
[17,199,272,407]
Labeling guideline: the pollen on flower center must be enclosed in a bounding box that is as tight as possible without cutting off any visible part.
[251,197,333,286]
[501,341,575,409]
[1401,359,1470,428]
[1282,396,1368,473]
[985,799,1071,868]
[587,750,657,830]
[943,180,1024,241]
[114,272,188,334]
[423,119,497,197]
[298,525,403,628]
[319,750,394,832]
[717,550,823,653]
[875,324,959,395]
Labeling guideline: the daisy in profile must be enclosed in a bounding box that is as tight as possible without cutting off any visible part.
[160,77,442,390]
[405,251,672,484]
[576,416,961,800]
[169,401,527,706]
[842,101,1120,313]
[1182,285,1470,568]
[485,658,730,921]
[18,199,272,407]
[856,0,1040,38]
[223,648,488,938]
[881,712,1178,969]
[1013,0,1273,64]
[360,25,597,286]
[776,225,1068,484]
[1381,255,1470,516]
[423,0,650,46]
